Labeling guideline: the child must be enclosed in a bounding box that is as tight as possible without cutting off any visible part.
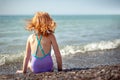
[16,12,62,73]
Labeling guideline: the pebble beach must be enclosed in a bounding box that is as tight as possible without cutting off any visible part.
[0,63,120,80]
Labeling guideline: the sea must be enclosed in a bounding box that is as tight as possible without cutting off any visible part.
[0,15,120,70]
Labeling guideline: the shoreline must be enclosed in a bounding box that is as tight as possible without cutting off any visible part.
[0,64,120,80]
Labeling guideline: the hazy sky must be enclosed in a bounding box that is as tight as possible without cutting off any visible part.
[0,0,120,15]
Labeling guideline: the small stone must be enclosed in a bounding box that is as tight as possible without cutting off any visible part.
[101,69,105,72]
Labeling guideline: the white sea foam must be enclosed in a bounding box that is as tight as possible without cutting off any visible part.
[0,56,5,66]
[0,52,24,65]
[84,39,120,51]
[60,39,120,56]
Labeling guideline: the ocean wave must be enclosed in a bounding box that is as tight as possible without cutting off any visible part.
[60,39,120,56]
[0,39,120,65]
[0,52,24,66]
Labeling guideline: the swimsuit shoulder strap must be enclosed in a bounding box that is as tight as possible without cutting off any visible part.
[35,35,45,56]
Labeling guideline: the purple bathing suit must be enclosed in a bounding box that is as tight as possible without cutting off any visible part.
[31,35,53,73]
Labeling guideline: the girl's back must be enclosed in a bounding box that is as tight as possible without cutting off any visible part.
[30,34,51,57]
[29,34,53,73]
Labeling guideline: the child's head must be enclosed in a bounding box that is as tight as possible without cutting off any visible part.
[26,12,56,36]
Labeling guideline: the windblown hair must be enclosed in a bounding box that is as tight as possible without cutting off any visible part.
[26,12,56,36]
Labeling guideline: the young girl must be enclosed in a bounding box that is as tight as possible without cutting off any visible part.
[16,12,62,73]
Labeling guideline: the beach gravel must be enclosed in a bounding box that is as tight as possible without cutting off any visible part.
[0,64,120,80]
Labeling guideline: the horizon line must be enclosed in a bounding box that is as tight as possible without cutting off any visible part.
[0,14,120,16]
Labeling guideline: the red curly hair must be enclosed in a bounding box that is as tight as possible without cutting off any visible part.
[26,12,56,36]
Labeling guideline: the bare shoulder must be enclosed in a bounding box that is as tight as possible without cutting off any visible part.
[48,33,56,41]
[27,34,35,42]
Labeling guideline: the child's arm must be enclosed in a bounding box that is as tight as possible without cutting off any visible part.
[16,36,31,74]
[51,34,62,71]
[22,37,31,73]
